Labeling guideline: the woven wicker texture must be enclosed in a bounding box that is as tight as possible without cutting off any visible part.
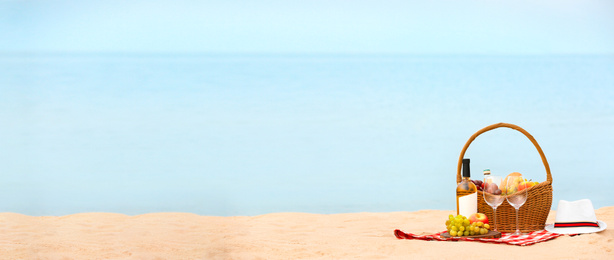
[456,123,553,233]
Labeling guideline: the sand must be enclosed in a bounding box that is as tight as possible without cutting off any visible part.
[1,207,613,259]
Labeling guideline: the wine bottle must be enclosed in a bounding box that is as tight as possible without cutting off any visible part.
[456,158,477,216]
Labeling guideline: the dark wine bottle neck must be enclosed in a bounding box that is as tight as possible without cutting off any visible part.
[462,158,470,178]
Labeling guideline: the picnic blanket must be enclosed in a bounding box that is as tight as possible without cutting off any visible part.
[394,229,567,246]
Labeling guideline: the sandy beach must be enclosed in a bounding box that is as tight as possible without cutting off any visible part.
[0,207,611,259]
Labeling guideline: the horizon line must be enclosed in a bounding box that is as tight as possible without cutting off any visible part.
[1,50,614,57]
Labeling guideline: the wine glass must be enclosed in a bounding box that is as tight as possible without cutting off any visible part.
[504,175,528,236]
[483,175,504,232]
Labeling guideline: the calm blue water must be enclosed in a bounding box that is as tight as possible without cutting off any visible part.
[1,54,613,216]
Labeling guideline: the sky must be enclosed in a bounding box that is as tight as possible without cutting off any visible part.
[1,0,613,55]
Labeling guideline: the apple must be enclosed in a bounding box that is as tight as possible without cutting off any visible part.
[468,213,489,225]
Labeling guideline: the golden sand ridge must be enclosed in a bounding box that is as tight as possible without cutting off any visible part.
[1,207,613,259]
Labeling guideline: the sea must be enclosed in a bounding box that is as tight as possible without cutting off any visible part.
[1,53,613,216]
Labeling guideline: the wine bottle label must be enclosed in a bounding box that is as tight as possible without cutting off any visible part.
[458,192,477,216]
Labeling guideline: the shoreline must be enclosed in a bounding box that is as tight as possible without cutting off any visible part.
[1,207,612,259]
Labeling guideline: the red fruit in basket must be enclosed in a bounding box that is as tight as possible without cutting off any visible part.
[471,180,483,191]
[485,183,499,194]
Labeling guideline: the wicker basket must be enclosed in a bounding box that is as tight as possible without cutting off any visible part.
[456,123,553,233]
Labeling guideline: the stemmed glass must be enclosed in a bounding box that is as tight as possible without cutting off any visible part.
[505,176,528,236]
[483,175,504,232]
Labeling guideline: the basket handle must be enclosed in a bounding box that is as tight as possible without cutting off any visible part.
[456,122,552,184]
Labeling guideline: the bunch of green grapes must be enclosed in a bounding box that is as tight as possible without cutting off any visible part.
[445,214,491,237]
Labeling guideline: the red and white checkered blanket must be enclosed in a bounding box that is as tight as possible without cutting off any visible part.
[394,229,567,246]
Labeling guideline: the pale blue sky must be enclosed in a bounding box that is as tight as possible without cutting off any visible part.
[1,0,614,54]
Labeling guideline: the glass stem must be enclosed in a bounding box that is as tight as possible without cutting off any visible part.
[493,207,498,231]
[515,208,519,234]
